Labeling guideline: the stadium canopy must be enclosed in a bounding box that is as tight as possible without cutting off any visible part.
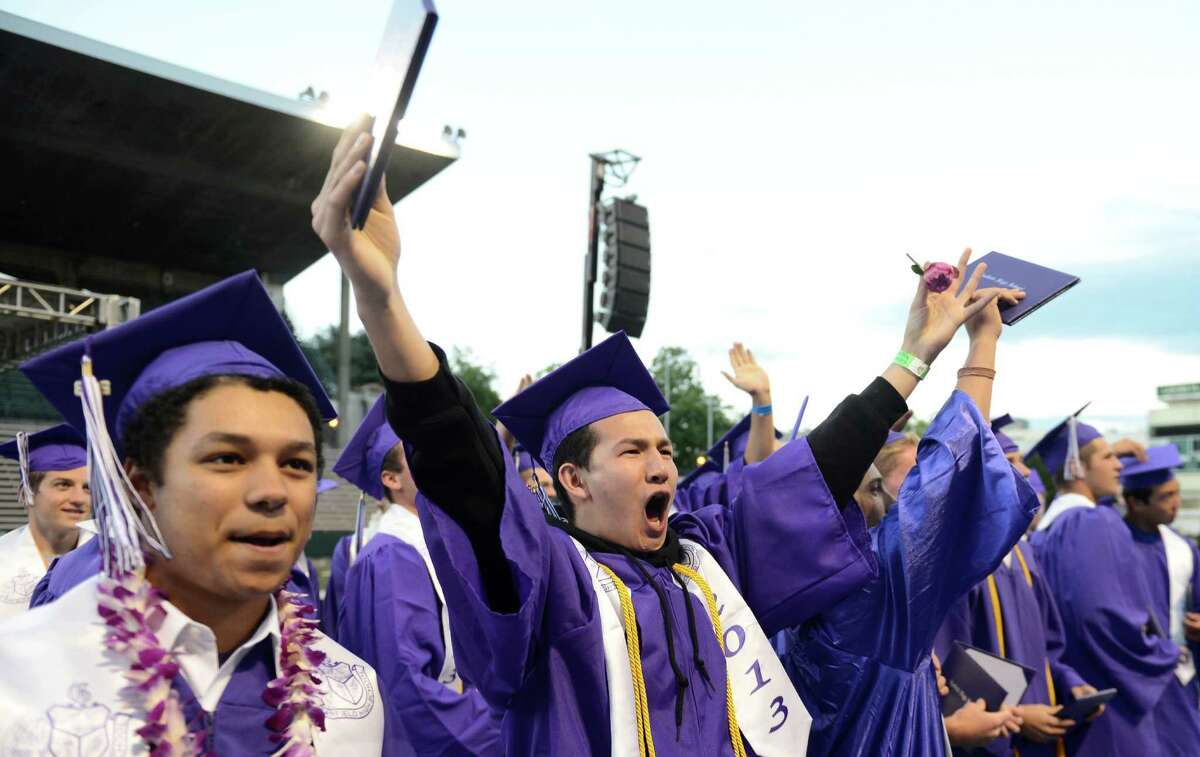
[0,10,459,308]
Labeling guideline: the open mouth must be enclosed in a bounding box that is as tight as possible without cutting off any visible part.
[644,492,670,529]
[229,531,291,549]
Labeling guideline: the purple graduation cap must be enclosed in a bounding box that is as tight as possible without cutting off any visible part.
[885,429,909,446]
[333,395,402,502]
[0,424,87,506]
[699,413,785,473]
[1023,403,1100,481]
[492,331,669,471]
[990,414,1021,455]
[1120,444,1183,490]
[18,270,336,575]
[317,478,340,495]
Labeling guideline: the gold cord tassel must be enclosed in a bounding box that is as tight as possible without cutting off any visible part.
[673,563,747,757]
[596,562,656,757]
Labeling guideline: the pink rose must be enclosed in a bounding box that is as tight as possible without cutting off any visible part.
[922,262,958,293]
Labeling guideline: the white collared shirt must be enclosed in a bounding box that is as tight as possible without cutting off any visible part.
[0,575,383,755]
[0,523,94,622]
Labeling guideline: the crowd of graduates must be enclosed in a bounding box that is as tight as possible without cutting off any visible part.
[0,117,1195,756]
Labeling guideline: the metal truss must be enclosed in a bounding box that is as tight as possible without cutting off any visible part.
[0,278,140,371]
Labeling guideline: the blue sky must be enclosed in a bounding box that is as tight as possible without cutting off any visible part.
[6,0,1199,433]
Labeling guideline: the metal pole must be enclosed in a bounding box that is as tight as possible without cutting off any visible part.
[337,272,351,446]
[706,396,714,449]
[581,157,606,353]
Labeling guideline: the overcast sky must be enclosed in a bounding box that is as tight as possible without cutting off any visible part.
[7,0,1199,438]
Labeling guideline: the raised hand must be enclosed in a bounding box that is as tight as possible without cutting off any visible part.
[311,115,401,311]
[721,343,771,405]
[901,248,1006,364]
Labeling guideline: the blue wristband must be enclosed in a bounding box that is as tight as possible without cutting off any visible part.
[751,404,773,416]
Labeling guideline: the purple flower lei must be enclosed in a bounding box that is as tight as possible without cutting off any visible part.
[98,574,327,756]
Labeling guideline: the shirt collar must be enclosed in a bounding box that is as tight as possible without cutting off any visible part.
[157,592,281,711]
[1036,492,1095,532]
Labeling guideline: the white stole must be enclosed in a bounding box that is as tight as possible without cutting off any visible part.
[570,536,812,756]
[1159,525,1196,685]
[373,505,461,692]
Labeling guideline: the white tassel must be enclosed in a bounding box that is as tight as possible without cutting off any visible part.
[78,355,172,575]
[350,491,366,564]
[723,441,731,473]
[1063,415,1082,482]
[15,432,34,508]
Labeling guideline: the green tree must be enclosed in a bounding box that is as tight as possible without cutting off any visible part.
[650,347,735,474]
[904,417,930,437]
[303,325,379,394]
[449,347,502,422]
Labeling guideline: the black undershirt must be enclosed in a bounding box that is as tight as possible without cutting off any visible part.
[383,343,907,615]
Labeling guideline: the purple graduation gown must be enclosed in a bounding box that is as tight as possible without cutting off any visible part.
[674,458,749,514]
[320,535,353,639]
[934,542,1086,757]
[1125,523,1200,756]
[30,537,322,618]
[1029,504,1180,756]
[782,390,1038,757]
[416,434,876,755]
[337,533,501,756]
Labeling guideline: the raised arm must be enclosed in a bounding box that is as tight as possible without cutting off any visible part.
[721,342,777,465]
[311,118,514,610]
[311,116,438,384]
[807,248,1021,504]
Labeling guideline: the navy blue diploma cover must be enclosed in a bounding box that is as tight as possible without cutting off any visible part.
[940,641,1036,716]
[960,251,1080,325]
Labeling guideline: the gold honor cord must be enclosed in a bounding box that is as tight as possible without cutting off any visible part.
[595,562,656,757]
[993,545,1066,757]
[672,563,748,757]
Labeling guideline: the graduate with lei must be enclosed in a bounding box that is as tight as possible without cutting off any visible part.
[310,116,1018,755]
[780,262,1039,757]
[934,416,1105,757]
[0,271,383,756]
[0,425,92,621]
[1027,414,1179,756]
[1119,444,1200,755]
[332,395,501,755]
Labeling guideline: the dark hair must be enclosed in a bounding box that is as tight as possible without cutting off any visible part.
[379,443,406,503]
[1122,487,1154,508]
[550,424,599,522]
[122,374,325,485]
[27,471,47,497]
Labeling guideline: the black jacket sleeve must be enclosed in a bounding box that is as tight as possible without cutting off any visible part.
[380,343,518,612]
[805,376,908,505]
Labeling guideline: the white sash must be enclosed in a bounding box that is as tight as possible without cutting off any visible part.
[1159,525,1196,685]
[570,537,812,755]
[374,505,461,692]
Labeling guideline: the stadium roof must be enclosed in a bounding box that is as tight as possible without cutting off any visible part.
[0,11,459,306]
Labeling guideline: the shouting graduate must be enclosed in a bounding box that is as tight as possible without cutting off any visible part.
[0,272,383,755]
[333,395,501,755]
[310,116,1021,755]
[0,425,92,621]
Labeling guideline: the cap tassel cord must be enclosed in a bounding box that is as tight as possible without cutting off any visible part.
[532,464,566,522]
[722,442,730,473]
[789,395,809,443]
[351,491,367,564]
[15,431,34,508]
[1063,416,1081,482]
[79,355,171,575]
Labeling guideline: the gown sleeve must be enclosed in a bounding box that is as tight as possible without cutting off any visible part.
[338,539,501,756]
